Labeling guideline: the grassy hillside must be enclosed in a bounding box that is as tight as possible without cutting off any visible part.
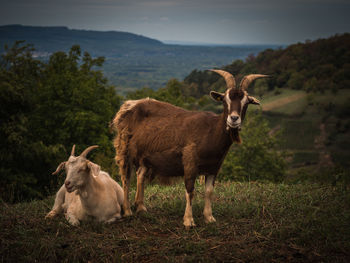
[181,33,350,172]
[257,89,350,170]
[1,182,349,262]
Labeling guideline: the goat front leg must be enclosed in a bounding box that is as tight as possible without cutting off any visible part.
[184,185,196,228]
[135,166,147,213]
[65,212,80,226]
[46,185,65,219]
[203,175,216,223]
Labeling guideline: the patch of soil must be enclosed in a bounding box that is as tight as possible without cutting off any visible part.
[262,93,306,111]
[314,123,334,167]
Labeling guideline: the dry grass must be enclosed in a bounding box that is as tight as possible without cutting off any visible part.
[262,93,306,112]
[1,181,350,262]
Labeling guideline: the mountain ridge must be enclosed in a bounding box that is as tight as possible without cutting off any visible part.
[0,24,163,56]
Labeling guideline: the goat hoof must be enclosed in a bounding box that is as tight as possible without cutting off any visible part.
[45,211,56,219]
[105,215,119,224]
[204,215,216,224]
[184,223,196,229]
[136,205,147,214]
[124,209,133,217]
[66,214,80,226]
[183,218,196,228]
[68,219,80,226]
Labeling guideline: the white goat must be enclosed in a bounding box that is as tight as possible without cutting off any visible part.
[45,145,124,225]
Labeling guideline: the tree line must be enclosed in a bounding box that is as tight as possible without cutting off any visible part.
[184,33,350,96]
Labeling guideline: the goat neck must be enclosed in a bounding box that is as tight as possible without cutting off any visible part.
[219,102,241,144]
[76,170,102,203]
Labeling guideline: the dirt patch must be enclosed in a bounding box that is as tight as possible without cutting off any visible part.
[262,93,306,111]
[314,123,334,167]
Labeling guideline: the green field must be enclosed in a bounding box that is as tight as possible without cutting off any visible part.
[1,182,349,262]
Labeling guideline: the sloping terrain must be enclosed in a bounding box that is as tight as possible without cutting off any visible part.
[262,93,306,112]
[1,182,349,262]
[260,89,350,169]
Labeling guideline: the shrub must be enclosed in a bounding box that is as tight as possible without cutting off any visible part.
[220,111,286,182]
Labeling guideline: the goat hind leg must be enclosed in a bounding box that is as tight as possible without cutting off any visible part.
[121,163,133,217]
[135,166,147,213]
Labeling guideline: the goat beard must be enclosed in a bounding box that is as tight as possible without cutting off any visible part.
[229,128,242,144]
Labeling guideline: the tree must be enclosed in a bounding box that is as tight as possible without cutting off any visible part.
[127,78,194,108]
[287,72,304,90]
[220,111,286,182]
[0,42,121,202]
[0,41,48,201]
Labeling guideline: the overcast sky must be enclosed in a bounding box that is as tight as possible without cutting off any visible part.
[0,0,349,44]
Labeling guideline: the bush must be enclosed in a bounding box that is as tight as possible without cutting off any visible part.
[0,42,121,202]
[220,112,286,182]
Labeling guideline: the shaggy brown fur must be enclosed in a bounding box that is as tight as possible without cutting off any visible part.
[112,98,235,180]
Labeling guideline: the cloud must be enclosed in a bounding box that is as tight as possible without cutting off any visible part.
[160,16,169,21]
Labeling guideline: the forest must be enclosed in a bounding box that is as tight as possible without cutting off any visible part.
[1,33,350,262]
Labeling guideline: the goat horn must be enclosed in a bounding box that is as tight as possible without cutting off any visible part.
[71,144,76,156]
[240,74,269,91]
[79,145,99,158]
[52,162,65,176]
[209,69,236,90]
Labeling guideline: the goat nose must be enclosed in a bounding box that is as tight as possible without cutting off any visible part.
[65,180,71,187]
[230,115,239,122]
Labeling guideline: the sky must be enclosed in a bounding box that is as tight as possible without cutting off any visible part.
[0,0,349,45]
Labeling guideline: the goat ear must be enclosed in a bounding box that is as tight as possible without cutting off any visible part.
[87,161,101,177]
[210,91,224,102]
[248,96,260,105]
[52,162,66,175]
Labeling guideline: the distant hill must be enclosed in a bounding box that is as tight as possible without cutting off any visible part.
[0,24,163,56]
[0,25,279,91]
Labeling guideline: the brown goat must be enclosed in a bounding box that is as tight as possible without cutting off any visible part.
[112,70,268,227]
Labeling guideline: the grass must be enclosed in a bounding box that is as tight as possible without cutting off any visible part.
[280,119,321,150]
[291,151,320,166]
[1,181,350,262]
[270,95,308,115]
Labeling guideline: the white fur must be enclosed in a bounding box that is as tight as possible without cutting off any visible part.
[203,175,216,223]
[183,191,196,228]
[46,158,124,226]
[113,98,156,128]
